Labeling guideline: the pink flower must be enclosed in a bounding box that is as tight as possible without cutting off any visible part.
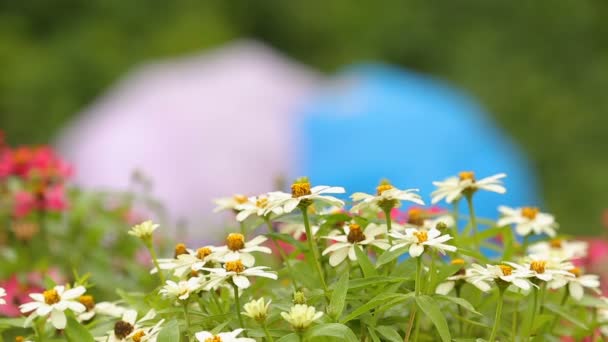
[13,191,36,218]
[0,275,43,317]
[43,185,68,212]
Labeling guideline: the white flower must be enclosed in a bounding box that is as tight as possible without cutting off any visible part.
[20,285,87,329]
[321,223,390,266]
[214,234,271,267]
[498,206,558,237]
[0,287,5,305]
[548,267,600,301]
[599,299,608,336]
[350,181,424,213]
[201,259,277,290]
[265,178,345,214]
[128,221,159,240]
[431,172,506,204]
[159,277,203,301]
[528,239,588,260]
[389,227,456,257]
[466,264,533,292]
[95,309,163,342]
[279,222,320,240]
[79,301,127,322]
[213,194,250,213]
[235,194,289,221]
[281,304,323,330]
[506,255,574,283]
[195,328,255,342]
[153,246,218,278]
[242,297,271,322]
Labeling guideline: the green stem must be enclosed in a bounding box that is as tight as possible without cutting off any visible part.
[549,287,569,333]
[146,241,165,284]
[465,194,478,246]
[183,301,191,338]
[527,286,540,339]
[489,289,505,342]
[265,218,298,290]
[455,286,464,336]
[539,282,547,314]
[426,252,436,294]
[511,299,518,342]
[415,256,423,296]
[405,257,423,341]
[301,208,328,292]
[232,283,245,330]
[211,290,224,314]
[262,323,274,342]
[239,221,247,237]
[383,207,393,244]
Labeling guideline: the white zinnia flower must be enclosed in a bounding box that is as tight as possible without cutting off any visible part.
[159,277,203,301]
[506,255,574,283]
[350,181,424,213]
[498,206,558,237]
[265,178,345,214]
[214,234,271,267]
[213,194,250,213]
[95,309,163,342]
[527,239,588,260]
[466,264,533,292]
[195,328,255,342]
[279,222,320,240]
[242,297,271,322]
[389,227,456,257]
[201,259,277,290]
[548,267,600,301]
[153,246,218,278]
[79,301,127,322]
[321,223,389,266]
[20,285,87,329]
[281,304,323,330]
[431,171,506,204]
[235,194,289,221]
[128,220,159,240]
[0,287,5,305]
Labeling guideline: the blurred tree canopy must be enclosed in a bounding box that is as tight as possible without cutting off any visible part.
[1,0,607,234]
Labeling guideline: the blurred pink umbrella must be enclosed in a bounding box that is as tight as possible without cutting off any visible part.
[56,40,322,238]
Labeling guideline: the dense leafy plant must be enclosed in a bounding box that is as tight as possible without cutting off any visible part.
[2,169,607,341]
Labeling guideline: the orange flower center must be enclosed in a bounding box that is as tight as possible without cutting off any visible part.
[414,230,428,243]
[174,243,188,258]
[233,195,248,204]
[291,182,311,198]
[458,171,476,181]
[226,233,245,251]
[225,260,245,273]
[407,207,425,226]
[549,238,562,248]
[521,207,539,220]
[451,258,465,265]
[498,265,513,276]
[347,224,366,243]
[205,336,222,342]
[197,247,212,259]
[376,183,394,195]
[530,260,547,274]
[43,289,60,305]
[114,320,134,339]
[132,331,146,342]
[256,197,269,208]
[569,267,582,277]
[78,295,95,311]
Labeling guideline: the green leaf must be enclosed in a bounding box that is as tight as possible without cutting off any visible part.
[328,271,349,320]
[157,319,180,342]
[376,246,409,267]
[367,326,382,342]
[348,276,408,290]
[276,333,300,342]
[65,317,94,342]
[415,295,451,342]
[0,318,26,328]
[340,293,405,323]
[305,323,358,342]
[375,326,402,342]
[354,244,377,278]
[434,294,481,315]
[543,303,587,330]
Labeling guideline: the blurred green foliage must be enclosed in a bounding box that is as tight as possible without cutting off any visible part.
[0,1,607,234]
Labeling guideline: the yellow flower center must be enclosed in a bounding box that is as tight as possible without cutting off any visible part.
[569,267,582,277]
[407,207,425,226]
[132,331,146,342]
[226,233,245,251]
[225,260,245,273]
[549,238,562,248]
[530,260,547,274]
[291,181,312,198]
[414,230,428,243]
[459,171,476,181]
[376,183,394,195]
[16,336,25,342]
[114,320,134,339]
[498,265,513,276]
[174,243,188,258]
[451,258,465,265]
[521,207,539,220]
[78,295,95,311]
[43,289,60,305]
[233,195,248,204]
[347,224,366,243]
[197,247,212,259]
[256,197,269,208]
[205,336,222,342]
